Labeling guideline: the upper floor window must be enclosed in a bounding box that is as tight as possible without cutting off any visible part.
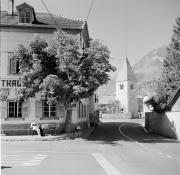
[19,10,31,23]
[9,52,20,74]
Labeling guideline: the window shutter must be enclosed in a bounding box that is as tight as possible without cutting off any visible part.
[10,58,17,74]
[56,102,61,118]
[85,105,87,118]
[35,101,42,118]
[79,103,82,118]
[84,105,86,118]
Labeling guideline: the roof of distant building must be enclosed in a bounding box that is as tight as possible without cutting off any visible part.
[99,95,116,105]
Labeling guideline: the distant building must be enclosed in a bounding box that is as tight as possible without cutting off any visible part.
[99,95,116,105]
[116,57,138,118]
[0,0,97,135]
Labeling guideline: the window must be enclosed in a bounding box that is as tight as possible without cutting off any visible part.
[9,53,20,74]
[120,84,124,90]
[43,102,56,118]
[19,10,31,23]
[84,105,86,118]
[20,11,25,23]
[79,102,83,118]
[26,11,31,23]
[8,101,22,118]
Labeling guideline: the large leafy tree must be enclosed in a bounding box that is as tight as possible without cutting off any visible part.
[155,16,180,110]
[12,31,115,132]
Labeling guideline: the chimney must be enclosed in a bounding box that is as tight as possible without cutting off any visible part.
[8,0,14,15]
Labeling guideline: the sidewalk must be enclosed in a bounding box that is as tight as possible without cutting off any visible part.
[1,127,95,142]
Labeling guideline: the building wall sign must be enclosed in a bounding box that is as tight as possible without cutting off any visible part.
[0,80,21,88]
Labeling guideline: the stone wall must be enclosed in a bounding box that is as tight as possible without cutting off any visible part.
[145,112,180,139]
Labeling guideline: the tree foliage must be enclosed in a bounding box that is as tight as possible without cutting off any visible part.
[155,16,180,110]
[13,31,116,105]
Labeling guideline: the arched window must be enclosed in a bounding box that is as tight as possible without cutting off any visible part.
[20,11,26,23]
[19,10,31,23]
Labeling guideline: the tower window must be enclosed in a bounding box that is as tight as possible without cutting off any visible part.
[130,84,134,90]
[120,84,124,90]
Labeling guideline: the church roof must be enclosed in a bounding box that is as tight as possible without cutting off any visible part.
[116,57,137,82]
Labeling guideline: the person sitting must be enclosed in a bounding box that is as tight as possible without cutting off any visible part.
[30,121,42,137]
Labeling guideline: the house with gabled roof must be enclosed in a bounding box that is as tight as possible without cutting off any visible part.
[0,0,97,135]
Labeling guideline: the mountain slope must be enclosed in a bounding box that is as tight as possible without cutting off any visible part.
[133,45,167,82]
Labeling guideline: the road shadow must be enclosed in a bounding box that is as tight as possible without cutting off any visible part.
[86,121,180,144]
[124,122,180,144]
[86,122,131,145]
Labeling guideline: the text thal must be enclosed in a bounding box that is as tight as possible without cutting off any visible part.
[1,80,21,87]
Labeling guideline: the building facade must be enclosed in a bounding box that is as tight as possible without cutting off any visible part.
[116,57,138,118]
[0,1,98,135]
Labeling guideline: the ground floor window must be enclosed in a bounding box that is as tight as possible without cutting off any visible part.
[42,102,56,118]
[8,101,22,118]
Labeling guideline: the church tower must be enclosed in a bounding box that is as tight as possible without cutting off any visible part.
[116,57,138,118]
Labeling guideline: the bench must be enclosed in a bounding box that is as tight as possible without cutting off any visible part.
[1,123,58,136]
[41,123,57,135]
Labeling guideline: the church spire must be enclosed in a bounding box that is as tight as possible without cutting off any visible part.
[116,56,137,82]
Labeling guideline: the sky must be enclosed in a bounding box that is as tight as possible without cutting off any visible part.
[1,0,180,73]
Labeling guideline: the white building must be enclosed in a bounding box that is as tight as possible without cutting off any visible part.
[116,57,138,118]
[0,0,98,135]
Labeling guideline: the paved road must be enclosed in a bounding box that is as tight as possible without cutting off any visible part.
[1,119,180,175]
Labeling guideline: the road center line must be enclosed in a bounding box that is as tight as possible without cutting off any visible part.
[118,123,139,143]
[118,123,180,162]
[165,155,173,159]
[92,153,123,175]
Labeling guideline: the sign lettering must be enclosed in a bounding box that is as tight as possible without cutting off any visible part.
[0,80,21,88]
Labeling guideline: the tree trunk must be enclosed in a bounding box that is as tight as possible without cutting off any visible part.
[65,108,72,133]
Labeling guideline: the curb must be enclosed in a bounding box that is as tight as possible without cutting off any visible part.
[1,135,72,142]
[142,126,151,134]
[1,127,95,142]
